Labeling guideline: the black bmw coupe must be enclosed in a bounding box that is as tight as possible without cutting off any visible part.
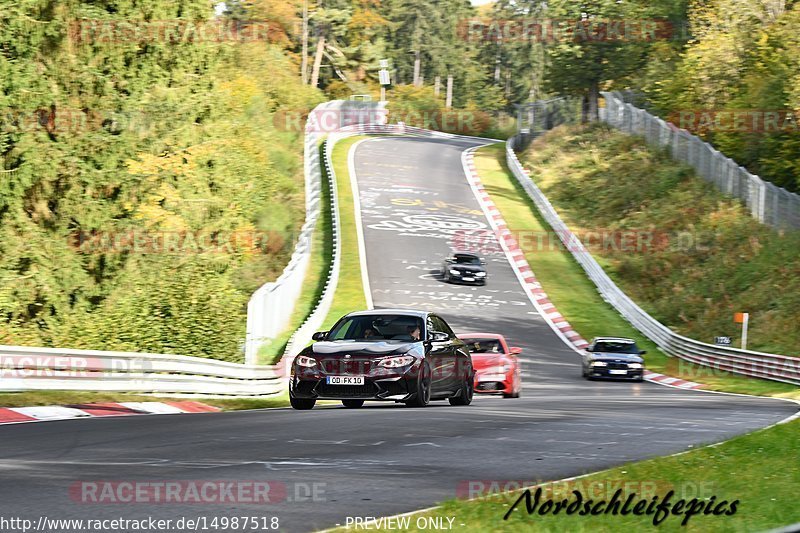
[289,309,474,410]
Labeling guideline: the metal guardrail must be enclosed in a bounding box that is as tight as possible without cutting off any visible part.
[602,91,800,231]
[505,136,800,386]
[0,344,283,397]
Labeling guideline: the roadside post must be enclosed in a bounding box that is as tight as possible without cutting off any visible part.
[734,312,749,350]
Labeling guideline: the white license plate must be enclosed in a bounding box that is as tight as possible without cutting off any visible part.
[463,277,475,281]
[326,376,364,385]
[609,369,628,375]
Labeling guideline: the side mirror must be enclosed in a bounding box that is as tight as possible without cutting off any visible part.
[585,346,593,352]
[445,258,455,263]
[639,350,647,355]
[509,347,522,355]
[429,331,449,342]
[311,331,328,341]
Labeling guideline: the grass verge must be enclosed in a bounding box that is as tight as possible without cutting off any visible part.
[319,135,369,329]
[473,143,798,399]
[351,418,800,532]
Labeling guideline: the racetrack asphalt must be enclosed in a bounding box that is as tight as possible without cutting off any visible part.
[0,135,796,532]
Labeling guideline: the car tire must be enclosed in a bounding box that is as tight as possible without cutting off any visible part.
[342,399,364,408]
[449,374,473,406]
[290,396,316,410]
[503,391,520,399]
[406,362,431,408]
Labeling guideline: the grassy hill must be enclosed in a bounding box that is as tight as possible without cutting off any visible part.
[520,124,800,357]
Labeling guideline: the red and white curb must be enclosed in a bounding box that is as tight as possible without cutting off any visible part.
[0,401,220,426]
[461,148,704,391]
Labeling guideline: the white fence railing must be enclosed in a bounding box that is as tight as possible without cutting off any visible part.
[505,137,800,386]
[602,92,800,231]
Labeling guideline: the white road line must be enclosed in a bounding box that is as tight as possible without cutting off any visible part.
[348,138,375,309]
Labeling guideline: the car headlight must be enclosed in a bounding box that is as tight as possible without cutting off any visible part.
[449,269,460,276]
[378,355,415,368]
[295,355,317,368]
[591,361,607,367]
[475,272,486,277]
[627,363,642,369]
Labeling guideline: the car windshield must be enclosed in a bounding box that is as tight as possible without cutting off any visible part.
[454,254,481,265]
[593,341,640,354]
[328,315,424,342]
[461,338,503,354]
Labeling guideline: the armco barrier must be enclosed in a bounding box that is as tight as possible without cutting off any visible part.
[505,137,800,386]
[0,344,283,397]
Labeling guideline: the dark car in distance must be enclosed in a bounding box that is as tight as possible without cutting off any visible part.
[289,309,474,410]
[582,337,646,381]
[442,251,487,285]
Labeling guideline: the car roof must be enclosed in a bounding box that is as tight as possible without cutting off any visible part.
[451,250,480,257]
[592,337,636,343]
[459,332,504,340]
[345,308,430,319]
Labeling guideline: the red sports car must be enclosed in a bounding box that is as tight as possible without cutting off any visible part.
[459,333,522,398]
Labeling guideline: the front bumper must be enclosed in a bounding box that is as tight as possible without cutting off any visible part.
[587,367,644,380]
[446,272,486,284]
[289,375,417,402]
[474,373,512,394]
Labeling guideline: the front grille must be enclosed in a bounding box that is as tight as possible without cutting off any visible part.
[607,362,628,370]
[316,383,378,398]
[477,381,502,391]
[319,358,373,375]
